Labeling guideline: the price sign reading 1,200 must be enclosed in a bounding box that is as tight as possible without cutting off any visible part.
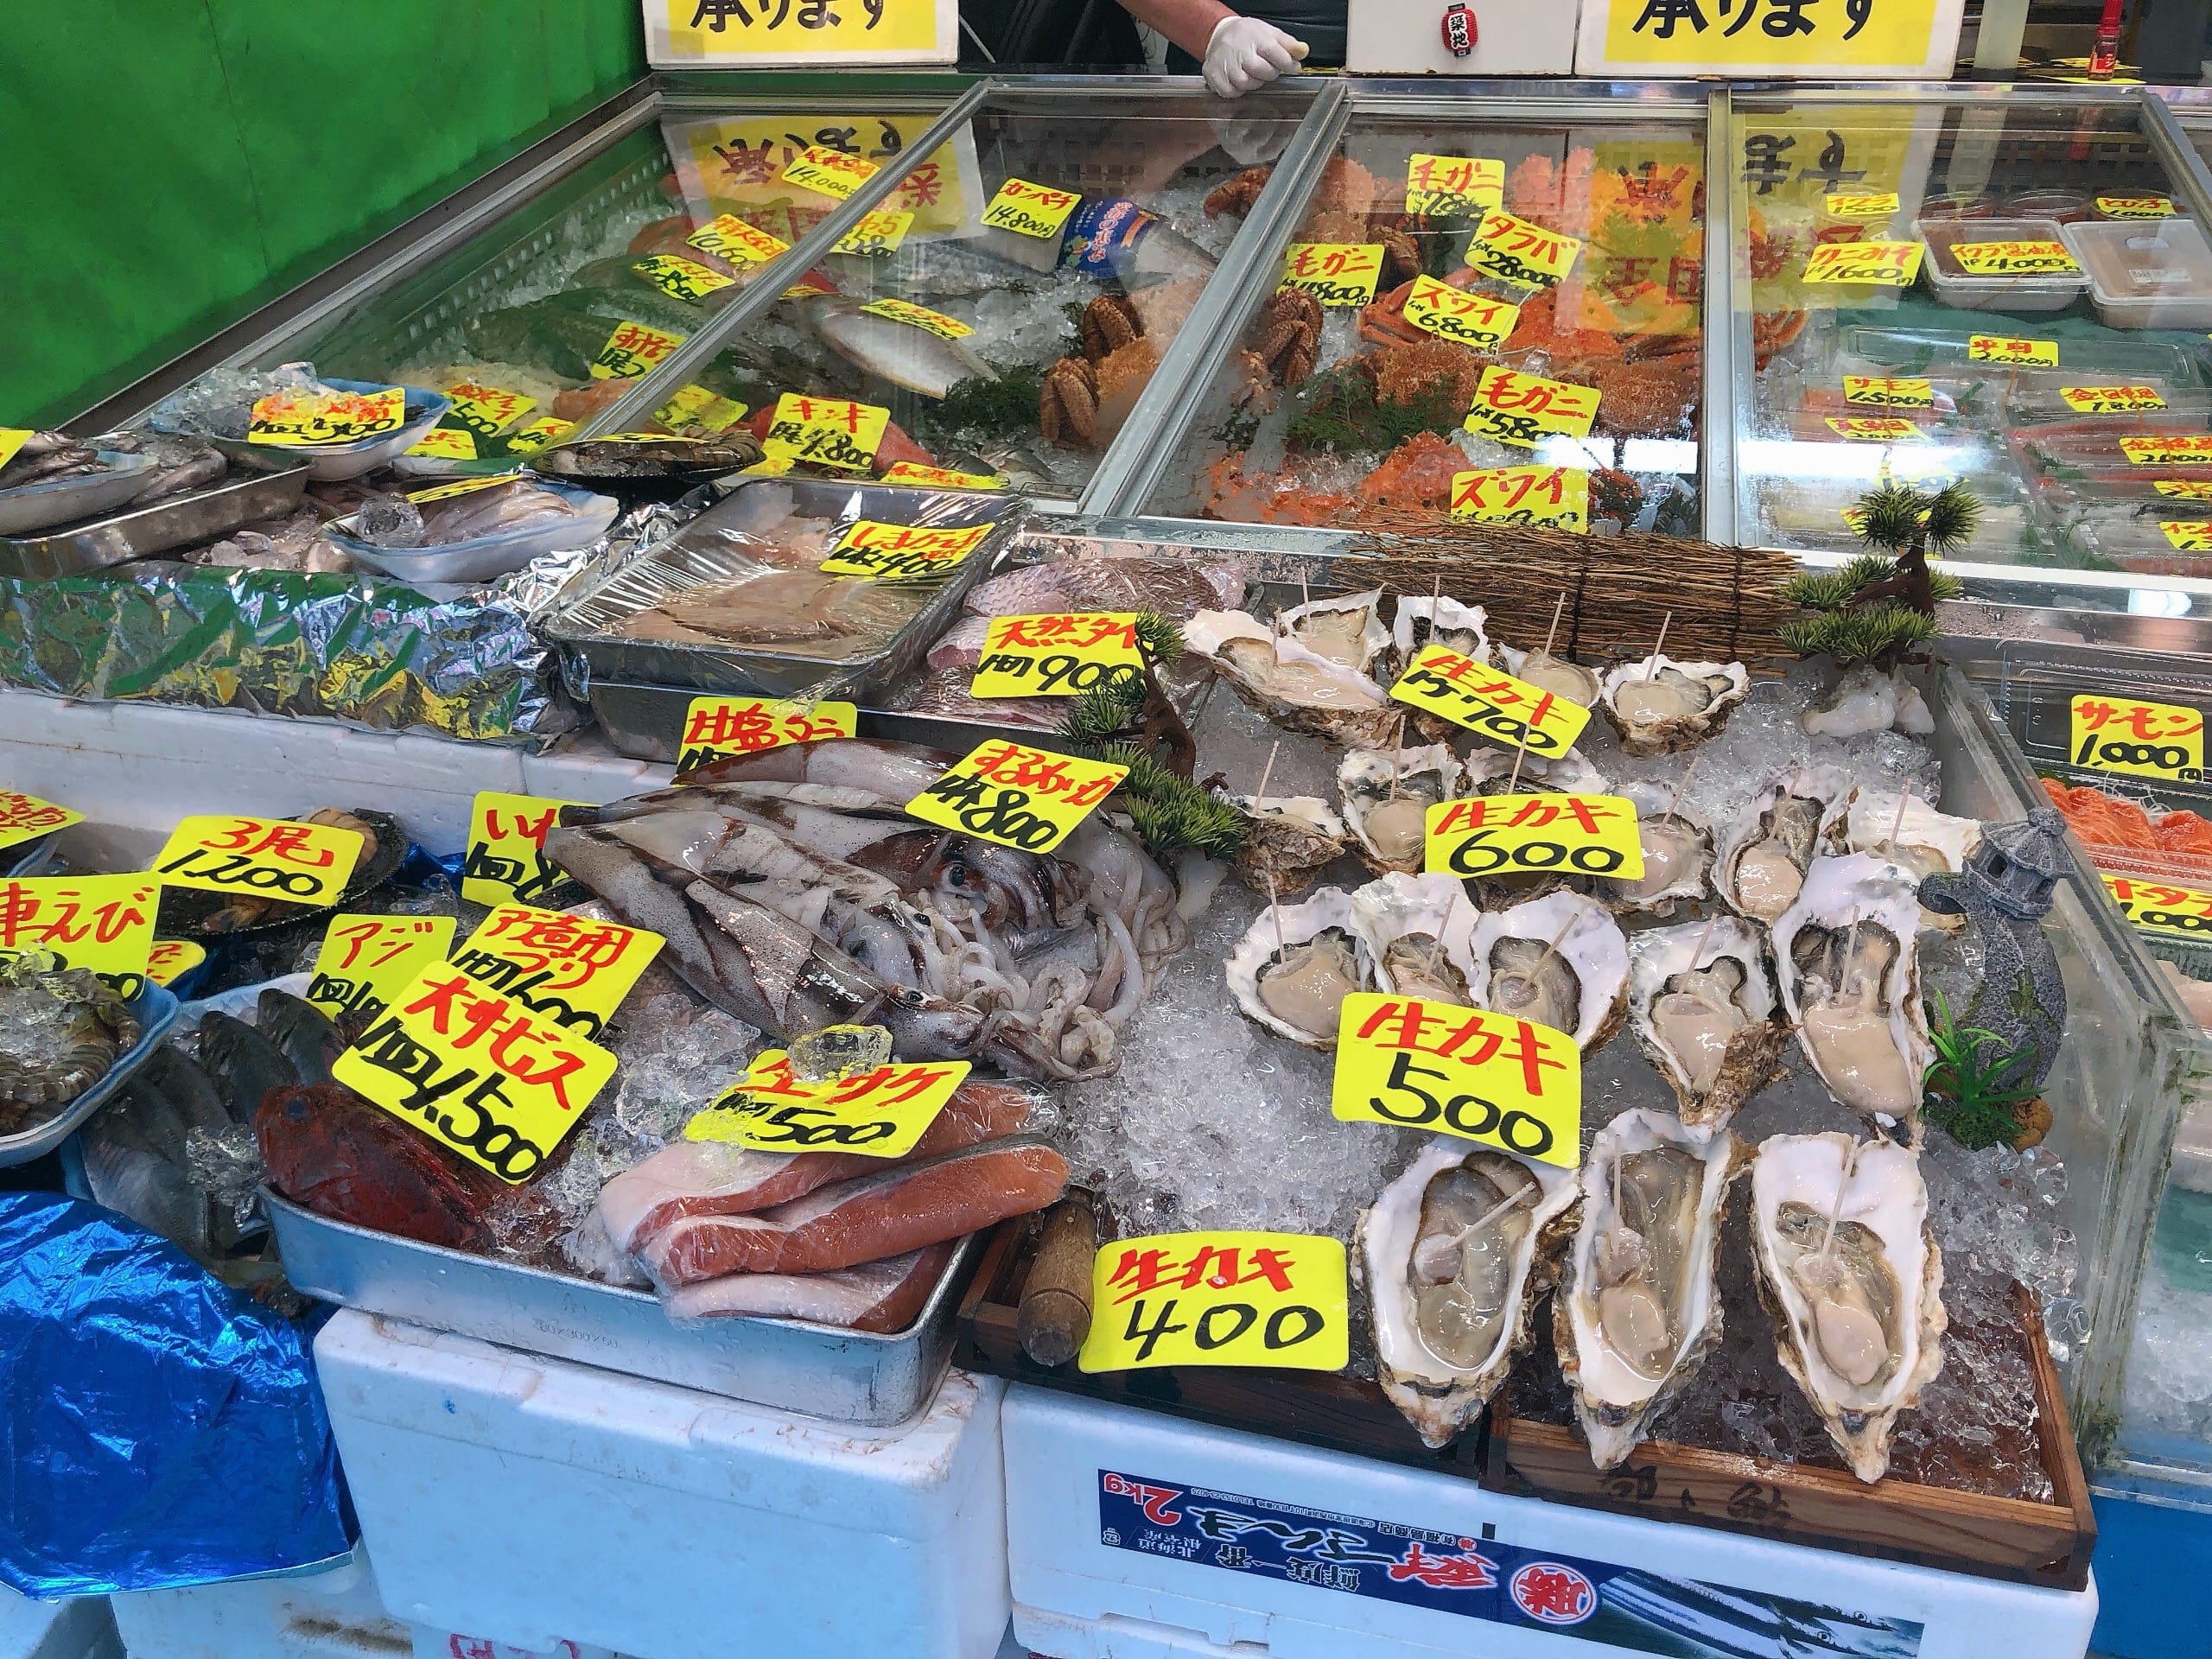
[151,816,364,906]
[1331,992,1580,1166]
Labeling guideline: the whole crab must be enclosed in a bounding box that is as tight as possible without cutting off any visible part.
[1205,166,1273,219]
[1245,289,1322,388]
[1040,357,1100,446]
[1080,293,1144,361]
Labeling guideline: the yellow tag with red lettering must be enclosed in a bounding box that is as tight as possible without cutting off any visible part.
[589,321,687,380]
[2123,435,2212,467]
[463,791,582,910]
[652,384,748,435]
[1332,992,1579,1166]
[307,915,457,1027]
[1968,334,2058,366]
[0,874,159,996]
[248,386,406,447]
[1279,243,1385,307]
[1825,416,1927,442]
[833,209,914,256]
[2103,873,2212,943]
[1950,239,2080,276]
[970,613,1144,700]
[1448,466,1587,532]
[1465,209,1582,289]
[2156,480,2212,502]
[2061,385,2167,414]
[404,471,525,505]
[1824,191,1900,219]
[761,393,889,473]
[0,430,32,473]
[818,518,992,581]
[448,903,664,1038]
[982,177,1081,238]
[683,1048,970,1159]
[906,740,1128,855]
[1802,240,1923,286]
[152,817,363,907]
[144,939,206,989]
[1406,153,1503,217]
[0,790,81,854]
[444,380,537,438]
[1424,792,1644,882]
[678,696,858,771]
[2070,692,2204,782]
[782,145,878,199]
[403,426,477,461]
[1402,276,1521,350]
[1463,366,1600,448]
[2099,195,2174,219]
[880,461,1005,489]
[688,213,791,265]
[505,416,575,454]
[1389,645,1592,756]
[1843,375,1934,409]
[2161,521,2212,551]
[632,253,737,302]
[858,297,972,340]
[1079,1231,1348,1373]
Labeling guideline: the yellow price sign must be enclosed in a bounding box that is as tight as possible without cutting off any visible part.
[2070,692,2204,782]
[307,914,456,1027]
[658,0,948,63]
[1824,191,1900,219]
[505,416,574,454]
[1802,240,1923,287]
[818,517,991,580]
[632,253,738,302]
[1824,416,1927,442]
[0,874,158,997]
[2099,196,2174,219]
[1447,465,1587,532]
[833,209,915,256]
[248,386,406,447]
[970,613,1144,700]
[1463,365,1600,448]
[1596,0,1948,70]
[906,740,1127,855]
[1278,243,1385,307]
[448,903,664,1039]
[1843,375,1934,410]
[1423,792,1644,882]
[1405,153,1504,217]
[2103,873,2212,944]
[982,177,1082,238]
[443,380,536,439]
[2061,385,2167,414]
[1331,992,1579,1166]
[652,384,748,435]
[782,145,879,199]
[684,1048,970,1160]
[0,429,31,472]
[1949,239,2080,276]
[1389,644,1592,756]
[2156,480,2212,502]
[334,969,616,1184]
[405,471,525,505]
[152,816,363,907]
[761,393,889,473]
[144,939,206,989]
[403,426,477,461]
[687,213,791,266]
[589,319,687,380]
[1078,1231,1348,1373]
[0,790,82,854]
[677,695,858,772]
[1465,209,1582,289]
[1401,276,1521,350]
[463,791,582,910]
[857,296,972,340]
[2164,522,2212,551]
[2123,435,2212,467]
[1968,334,2057,366]
[880,461,1004,489]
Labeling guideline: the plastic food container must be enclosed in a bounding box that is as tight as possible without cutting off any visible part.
[2062,219,2212,329]
[0,452,160,537]
[0,982,180,1167]
[151,378,453,482]
[327,480,620,585]
[1919,217,2089,313]
[2005,371,2212,427]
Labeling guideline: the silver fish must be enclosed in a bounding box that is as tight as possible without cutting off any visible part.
[805,297,996,399]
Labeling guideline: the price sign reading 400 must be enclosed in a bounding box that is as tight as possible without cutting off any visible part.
[462,791,583,911]
[684,1048,970,1160]
[2069,694,2204,783]
[0,789,81,854]
[152,816,363,906]
[1389,645,1593,756]
[1332,992,1580,1166]
[1424,792,1645,881]
[677,696,857,770]
[906,740,1128,855]
[970,613,1144,700]
[1078,1231,1349,1373]
[0,874,158,997]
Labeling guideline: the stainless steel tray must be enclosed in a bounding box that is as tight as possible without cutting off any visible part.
[263,1188,981,1424]
[0,457,311,578]
[541,478,1027,703]
[585,674,1058,764]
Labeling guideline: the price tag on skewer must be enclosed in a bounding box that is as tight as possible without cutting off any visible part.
[818,518,991,581]
[151,816,363,906]
[307,915,456,1027]
[0,874,157,997]
[2069,692,2204,782]
[1448,465,1587,532]
[1389,645,1592,756]
[1464,209,1581,289]
[1423,792,1644,880]
[1402,277,1521,350]
[1405,153,1503,217]
[1331,992,1580,1166]
[905,740,1127,855]
[2060,385,2167,414]
[0,790,81,853]
[1078,1231,1348,1373]
[761,394,889,474]
[1278,243,1385,307]
[1462,367,1599,448]
[683,1048,969,1159]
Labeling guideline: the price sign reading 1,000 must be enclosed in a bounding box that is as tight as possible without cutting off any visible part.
[2069,692,2204,784]
[1331,992,1580,1167]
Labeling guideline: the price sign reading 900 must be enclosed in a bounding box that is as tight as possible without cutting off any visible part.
[969,613,1144,700]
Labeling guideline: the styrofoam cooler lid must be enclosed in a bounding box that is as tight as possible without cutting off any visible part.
[314,1312,1000,1537]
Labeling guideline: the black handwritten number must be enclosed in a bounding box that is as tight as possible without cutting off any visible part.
[929,777,1058,849]
[1369,1051,1554,1158]
[1033,655,1139,696]
[1446,829,1510,877]
[1263,1306,1325,1351]
[2141,906,2212,936]
[158,848,323,897]
[2090,738,2193,772]
[1475,708,1563,754]
[746,1103,898,1146]
[1192,1301,1257,1350]
[1122,1296,1189,1362]
[1449,834,1621,877]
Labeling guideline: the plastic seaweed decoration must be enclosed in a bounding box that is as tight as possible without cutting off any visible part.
[1922,988,2045,1151]
[1778,482,1974,666]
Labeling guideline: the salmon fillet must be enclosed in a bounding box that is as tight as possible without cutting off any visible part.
[663,1241,954,1332]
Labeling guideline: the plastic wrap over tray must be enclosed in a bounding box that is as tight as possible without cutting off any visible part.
[0,562,575,747]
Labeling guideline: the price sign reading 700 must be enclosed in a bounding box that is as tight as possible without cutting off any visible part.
[1389,645,1592,756]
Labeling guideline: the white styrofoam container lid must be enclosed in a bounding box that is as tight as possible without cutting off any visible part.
[0,1586,119,1659]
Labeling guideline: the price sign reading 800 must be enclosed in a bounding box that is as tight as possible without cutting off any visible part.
[1424,792,1644,881]
[1331,992,1580,1166]
[2069,693,2204,783]
[1389,645,1592,756]
[1078,1231,1348,1373]
[905,740,1128,855]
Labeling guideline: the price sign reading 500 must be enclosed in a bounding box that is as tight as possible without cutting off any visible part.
[1331,992,1580,1166]
[2069,693,2204,783]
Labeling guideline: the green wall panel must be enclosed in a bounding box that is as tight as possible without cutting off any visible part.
[0,1,648,426]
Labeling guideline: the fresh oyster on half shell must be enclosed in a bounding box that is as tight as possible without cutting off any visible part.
[1714,766,1853,925]
[1187,609,1399,749]
[1468,891,1630,1052]
[1497,643,1602,709]
[1227,793,1349,894]
[1350,872,1480,1003]
[1845,791,1981,935]
[1599,655,1751,758]
[1627,915,1788,1134]
[1339,745,1465,875]
[1601,779,1712,918]
[1392,595,1490,670]
[1278,588,1391,677]
[1225,886,1366,1049]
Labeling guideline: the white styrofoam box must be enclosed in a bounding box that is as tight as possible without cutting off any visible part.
[105,1545,408,1659]
[1345,0,1577,76]
[1003,1387,2098,1659]
[315,1311,1008,1659]
[0,1587,120,1659]
[410,1630,623,1659]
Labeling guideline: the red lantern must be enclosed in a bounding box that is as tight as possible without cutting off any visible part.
[1441,1,1475,55]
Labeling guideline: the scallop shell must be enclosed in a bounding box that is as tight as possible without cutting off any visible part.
[1750,1132,1947,1484]
[1228,794,1349,894]
[1627,915,1788,1135]
[1186,609,1400,749]
[1338,745,1466,876]
[1392,596,1490,671]
[1497,644,1602,709]
[1349,872,1481,1003]
[1357,1136,1580,1448]
[1599,655,1751,758]
[1224,886,1365,1049]
[1771,855,1933,1144]
[1600,780,1712,918]
[1556,1109,1745,1469]
[1713,766,1854,925]
[1468,891,1630,1052]
[1278,588,1392,677]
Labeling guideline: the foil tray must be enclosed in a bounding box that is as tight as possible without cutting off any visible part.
[0,458,311,579]
[264,1190,981,1424]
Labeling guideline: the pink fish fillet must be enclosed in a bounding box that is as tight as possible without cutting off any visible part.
[594,1079,1036,1252]
[640,1138,1068,1284]
[663,1241,954,1331]
[925,613,993,670]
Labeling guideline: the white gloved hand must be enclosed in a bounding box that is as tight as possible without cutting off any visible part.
[1203,14,1307,99]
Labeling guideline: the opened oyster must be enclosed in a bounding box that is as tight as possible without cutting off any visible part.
[1227,793,1350,894]
[1497,643,1601,709]
[1187,609,1398,749]
[1339,745,1465,875]
[1599,655,1750,758]
[1557,1109,1742,1468]
[1392,595,1490,668]
[1357,1136,1579,1447]
[1773,855,1934,1142]
[1846,790,1980,933]
[1627,916,1787,1134]
[1602,780,1711,917]
[1751,1133,1946,1483]
[1463,745,1609,798]
[1226,886,1365,1048]
[1350,872,1479,1002]
[1278,588,1392,677]
[1469,891,1630,1052]
[1715,766,1853,925]
[0,953,142,1135]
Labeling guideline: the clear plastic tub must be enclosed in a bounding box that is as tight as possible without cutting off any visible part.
[2061,219,2212,329]
[2005,371,2211,427]
[1918,217,2090,313]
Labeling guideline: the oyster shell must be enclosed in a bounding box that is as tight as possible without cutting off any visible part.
[1497,643,1602,709]
[1187,609,1399,749]
[1278,588,1392,677]
[1772,855,1934,1142]
[1846,791,1980,933]
[1601,780,1711,917]
[1750,1132,1946,1483]
[1225,886,1365,1048]
[1627,915,1788,1134]
[1392,596,1490,669]
[1462,745,1610,798]
[1599,655,1751,758]
[1227,793,1349,894]
[1469,891,1630,1052]
[1339,745,1466,875]
[1804,664,1936,740]
[1357,1136,1579,1447]
[1557,1109,1743,1468]
[1350,872,1480,1003]
[1714,766,1854,925]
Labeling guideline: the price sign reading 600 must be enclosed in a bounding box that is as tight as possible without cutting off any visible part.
[1331,992,1580,1167]
[1424,792,1644,881]
[2069,693,2204,783]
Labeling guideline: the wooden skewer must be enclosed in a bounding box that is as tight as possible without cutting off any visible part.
[1254,739,1281,804]
[1887,784,1912,852]
[1505,715,1535,795]
[1268,876,1287,963]
[1666,753,1702,823]
[1468,1180,1535,1238]
[1689,907,1719,967]
[1387,712,1408,802]
[1817,1142,1860,1266]
[1539,591,1566,662]
[1644,611,1673,679]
